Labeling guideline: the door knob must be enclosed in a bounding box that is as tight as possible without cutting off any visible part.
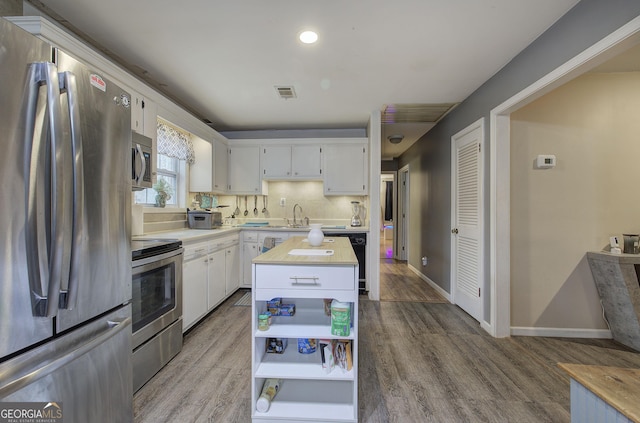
[451,228,458,234]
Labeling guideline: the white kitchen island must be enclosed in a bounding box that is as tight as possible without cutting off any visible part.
[251,236,359,423]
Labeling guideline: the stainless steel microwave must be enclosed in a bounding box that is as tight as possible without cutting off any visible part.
[132,131,152,191]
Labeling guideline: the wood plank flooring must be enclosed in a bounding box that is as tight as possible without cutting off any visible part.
[379,258,447,303]
[135,261,640,423]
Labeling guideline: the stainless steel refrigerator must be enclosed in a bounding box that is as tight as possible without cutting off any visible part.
[0,18,133,421]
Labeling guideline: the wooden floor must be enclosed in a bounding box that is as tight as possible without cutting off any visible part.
[379,258,448,303]
[134,261,640,423]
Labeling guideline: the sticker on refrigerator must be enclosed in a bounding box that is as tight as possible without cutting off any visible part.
[90,74,106,92]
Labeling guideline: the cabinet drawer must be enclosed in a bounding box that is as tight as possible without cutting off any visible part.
[254,264,355,290]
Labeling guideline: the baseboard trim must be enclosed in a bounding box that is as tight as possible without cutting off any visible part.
[407,264,452,302]
[510,326,612,339]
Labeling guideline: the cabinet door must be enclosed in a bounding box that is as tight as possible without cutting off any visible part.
[261,145,291,178]
[292,145,322,178]
[241,242,259,288]
[323,144,368,195]
[258,231,289,248]
[182,257,208,332]
[213,138,228,193]
[225,244,240,295]
[131,92,145,134]
[228,145,263,193]
[190,137,213,192]
[207,249,226,310]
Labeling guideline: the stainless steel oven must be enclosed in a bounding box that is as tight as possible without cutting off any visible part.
[131,239,183,392]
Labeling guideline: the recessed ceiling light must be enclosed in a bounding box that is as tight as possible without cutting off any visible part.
[299,30,318,44]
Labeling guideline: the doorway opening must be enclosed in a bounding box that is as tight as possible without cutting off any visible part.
[489,16,640,337]
[380,172,396,259]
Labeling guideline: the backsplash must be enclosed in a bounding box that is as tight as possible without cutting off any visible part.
[139,181,369,234]
[197,181,368,224]
[140,209,188,234]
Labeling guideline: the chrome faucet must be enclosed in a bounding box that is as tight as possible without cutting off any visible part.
[293,203,303,226]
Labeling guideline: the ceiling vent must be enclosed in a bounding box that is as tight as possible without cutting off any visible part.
[275,86,297,99]
[382,103,458,124]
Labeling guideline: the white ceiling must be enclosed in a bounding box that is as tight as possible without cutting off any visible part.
[26,0,580,159]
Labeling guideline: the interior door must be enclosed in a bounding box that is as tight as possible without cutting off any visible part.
[451,119,484,322]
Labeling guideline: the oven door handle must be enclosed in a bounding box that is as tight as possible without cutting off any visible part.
[132,248,184,269]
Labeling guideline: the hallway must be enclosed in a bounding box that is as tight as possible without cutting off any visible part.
[380,258,448,303]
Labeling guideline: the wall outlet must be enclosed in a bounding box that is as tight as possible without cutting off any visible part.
[280,197,286,207]
[421,256,428,266]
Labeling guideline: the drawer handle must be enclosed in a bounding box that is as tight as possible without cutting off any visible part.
[290,276,319,285]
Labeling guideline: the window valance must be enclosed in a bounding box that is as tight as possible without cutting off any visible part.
[157,121,195,164]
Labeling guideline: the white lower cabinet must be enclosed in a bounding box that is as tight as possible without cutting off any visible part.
[242,231,259,288]
[225,243,240,295]
[182,243,209,331]
[252,263,358,423]
[207,248,226,310]
[182,234,240,332]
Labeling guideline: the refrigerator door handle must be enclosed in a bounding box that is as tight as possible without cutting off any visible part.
[24,62,64,317]
[134,142,146,186]
[0,317,131,398]
[58,71,83,310]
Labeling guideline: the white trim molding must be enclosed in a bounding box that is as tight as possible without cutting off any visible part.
[407,264,452,303]
[511,327,612,339]
[489,15,640,338]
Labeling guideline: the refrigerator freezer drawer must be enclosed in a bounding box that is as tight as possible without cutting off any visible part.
[0,305,133,422]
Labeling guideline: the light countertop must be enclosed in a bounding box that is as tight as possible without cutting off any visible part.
[135,225,369,244]
[252,236,358,265]
[558,363,640,422]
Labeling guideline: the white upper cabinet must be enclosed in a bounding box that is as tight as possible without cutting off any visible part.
[130,91,157,182]
[261,145,291,178]
[190,137,213,193]
[191,137,229,194]
[213,138,228,192]
[228,145,267,194]
[292,145,322,178]
[261,144,322,179]
[323,142,368,195]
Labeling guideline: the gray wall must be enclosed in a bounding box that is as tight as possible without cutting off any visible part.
[398,0,640,324]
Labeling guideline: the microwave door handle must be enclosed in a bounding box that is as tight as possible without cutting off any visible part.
[134,143,146,186]
[23,63,64,317]
[58,71,83,310]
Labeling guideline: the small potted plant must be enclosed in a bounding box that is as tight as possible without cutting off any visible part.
[153,179,173,208]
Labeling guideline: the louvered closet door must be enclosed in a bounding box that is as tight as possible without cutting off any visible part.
[451,121,484,322]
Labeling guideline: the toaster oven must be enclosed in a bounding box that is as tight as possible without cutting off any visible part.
[188,210,222,229]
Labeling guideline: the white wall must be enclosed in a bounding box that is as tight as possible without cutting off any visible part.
[510,71,640,330]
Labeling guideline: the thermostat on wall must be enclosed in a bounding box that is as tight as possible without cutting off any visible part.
[536,154,556,169]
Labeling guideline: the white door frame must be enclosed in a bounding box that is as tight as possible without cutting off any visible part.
[488,16,640,337]
[450,118,484,321]
[397,165,410,261]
